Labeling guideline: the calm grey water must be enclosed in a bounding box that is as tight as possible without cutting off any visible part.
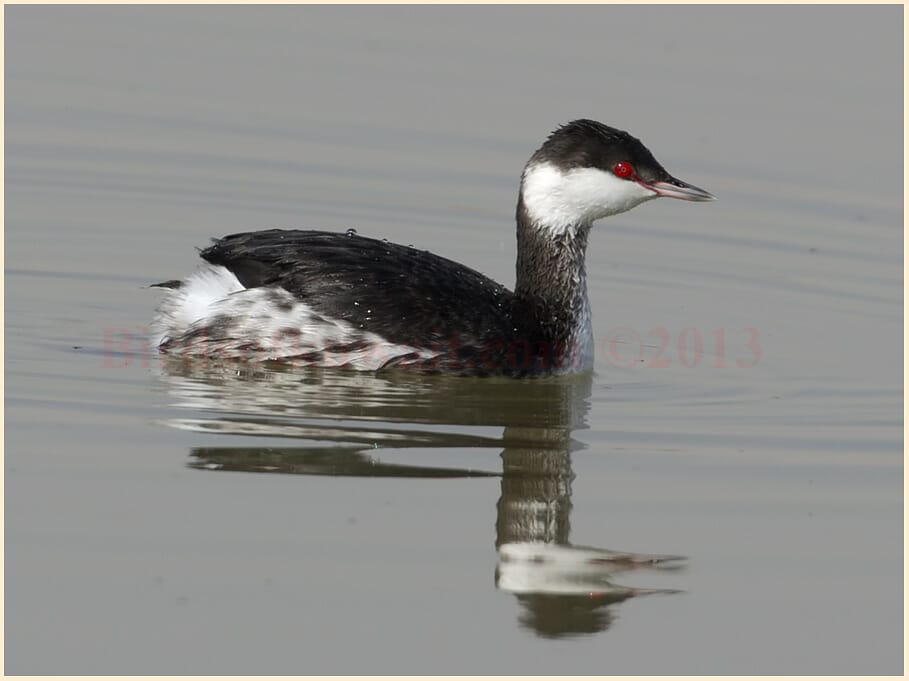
[5,6,902,674]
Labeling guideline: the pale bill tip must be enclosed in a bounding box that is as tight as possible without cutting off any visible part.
[646,179,716,202]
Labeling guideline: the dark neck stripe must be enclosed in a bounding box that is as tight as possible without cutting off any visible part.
[513,197,591,346]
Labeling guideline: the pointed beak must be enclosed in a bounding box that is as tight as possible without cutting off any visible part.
[640,177,716,202]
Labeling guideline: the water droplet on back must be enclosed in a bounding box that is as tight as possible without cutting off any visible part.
[345,228,358,237]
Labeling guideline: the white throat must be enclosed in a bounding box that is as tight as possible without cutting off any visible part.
[520,161,657,234]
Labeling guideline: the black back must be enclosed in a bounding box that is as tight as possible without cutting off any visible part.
[201,229,522,350]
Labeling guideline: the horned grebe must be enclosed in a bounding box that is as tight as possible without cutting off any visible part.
[152,119,714,377]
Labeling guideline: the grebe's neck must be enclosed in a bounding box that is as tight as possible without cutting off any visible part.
[511,157,659,353]
[514,197,592,350]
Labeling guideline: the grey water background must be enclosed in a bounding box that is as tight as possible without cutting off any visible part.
[4,5,902,674]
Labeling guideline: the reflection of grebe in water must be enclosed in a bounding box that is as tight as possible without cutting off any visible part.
[495,428,683,637]
[159,364,686,637]
[152,120,713,376]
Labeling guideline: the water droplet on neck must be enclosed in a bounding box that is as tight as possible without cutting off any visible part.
[345,228,358,237]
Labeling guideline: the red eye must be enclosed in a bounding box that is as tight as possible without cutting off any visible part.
[613,161,634,178]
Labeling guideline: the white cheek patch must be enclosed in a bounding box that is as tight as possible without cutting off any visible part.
[521,162,656,233]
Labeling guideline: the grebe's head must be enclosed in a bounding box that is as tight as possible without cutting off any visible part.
[520,119,714,233]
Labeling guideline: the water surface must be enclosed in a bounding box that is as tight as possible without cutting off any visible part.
[5,5,902,674]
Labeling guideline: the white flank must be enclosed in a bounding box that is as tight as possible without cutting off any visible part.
[152,265,246,347]
[521,162,657,234]
[152,265,437,369]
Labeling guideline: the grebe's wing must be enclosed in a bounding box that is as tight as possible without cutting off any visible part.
[200,229,517,348]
